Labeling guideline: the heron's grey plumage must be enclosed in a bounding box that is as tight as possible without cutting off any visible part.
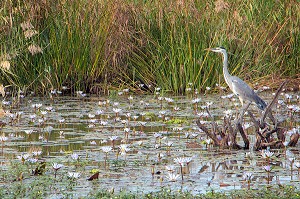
[208,47,267,110]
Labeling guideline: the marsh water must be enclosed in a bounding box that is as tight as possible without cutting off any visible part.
[0,91,299,197]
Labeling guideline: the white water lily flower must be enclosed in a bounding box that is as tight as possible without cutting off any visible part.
[68,172,80,179]
[112,108,122,113]
[263,165,272,172]
[165,97,174,103]
[27,158,38,164]
[31,150,42,156]
[96,109,104,115]
[124,127,130,133]
[192,98,201,104]
[0,134,8,142]
[165,165,175,172]
[100,120,108,125]
[119,144,130,156]
[24,130,34,135]
[183,157,193,164]
[167,173,180,182]
[17,153,30,162]
[261,150,274,159]
[128,96,133,101]
[101,146,112,153]
[205,138,212,145]
[90,140,97,145]
[174,157,187,166]
[139,121,147,126]
[109,136,118,141]
[52,163,64,170]
[88,113,95,118]
[153,132,162,138]
[165,141,173,147]
[45,106,54,111]
[224,110,233,117]
[71,153,79,160]
[243,172,253,182]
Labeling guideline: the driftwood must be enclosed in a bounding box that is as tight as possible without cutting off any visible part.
[196,80,299,150]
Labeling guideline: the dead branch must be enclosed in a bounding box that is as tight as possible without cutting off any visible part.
[260,80,288,125]
[260,140,283,148]
[195,80,298,150]
[237,122,249,149]
[196,120,220,146]
[276,128,285,142]
[248,111,260,130]
[205,107,219,134]
[288,133,300,147]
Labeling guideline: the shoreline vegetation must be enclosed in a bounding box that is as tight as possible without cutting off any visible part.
[0,184,299,198]
[0,0,299,95]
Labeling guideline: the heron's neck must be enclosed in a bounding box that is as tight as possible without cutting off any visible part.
[222,52,231,80]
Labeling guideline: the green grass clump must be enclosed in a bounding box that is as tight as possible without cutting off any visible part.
[0,0,299,94]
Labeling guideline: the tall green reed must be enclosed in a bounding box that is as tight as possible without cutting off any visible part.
[0,0,120,94]
[127,1,299,92]
[0,0,299,94]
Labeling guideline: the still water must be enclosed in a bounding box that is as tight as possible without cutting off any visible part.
[0,92,299,197]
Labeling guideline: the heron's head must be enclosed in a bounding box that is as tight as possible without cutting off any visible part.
[207,47,227,53]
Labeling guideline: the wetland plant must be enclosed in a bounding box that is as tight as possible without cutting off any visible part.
[67,172,81,190]
[0,133,8,153]
[52,163,64,178]
[109,136,118,149]
[71,153,80,166]
[101,146,112,168]
[191,98,201,114]
[243,172,253,190]
[17,153,30,165]
[174,157,190,182]
[205,138,213,149]
[263,165,272,184]
[167,173,180,182]
[295,162,300,176]
[165,141,173,156]
[261,150,274,166]
[288,157,295,179]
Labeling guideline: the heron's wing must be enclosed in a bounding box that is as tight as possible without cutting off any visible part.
[231,76,267,110]
[230,76,258,101]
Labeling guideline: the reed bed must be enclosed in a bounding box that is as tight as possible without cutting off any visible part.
[0,0,299,94]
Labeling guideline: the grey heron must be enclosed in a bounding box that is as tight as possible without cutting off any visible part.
[207,47,267,110]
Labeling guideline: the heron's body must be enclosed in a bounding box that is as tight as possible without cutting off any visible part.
[208,47,267,110]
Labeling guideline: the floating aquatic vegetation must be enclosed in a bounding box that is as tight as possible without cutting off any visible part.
[0,89,298,198]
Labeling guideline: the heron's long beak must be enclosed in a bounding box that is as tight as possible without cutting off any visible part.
[204,48,212,51]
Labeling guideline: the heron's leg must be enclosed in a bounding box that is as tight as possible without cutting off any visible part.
[238,96,244,106]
